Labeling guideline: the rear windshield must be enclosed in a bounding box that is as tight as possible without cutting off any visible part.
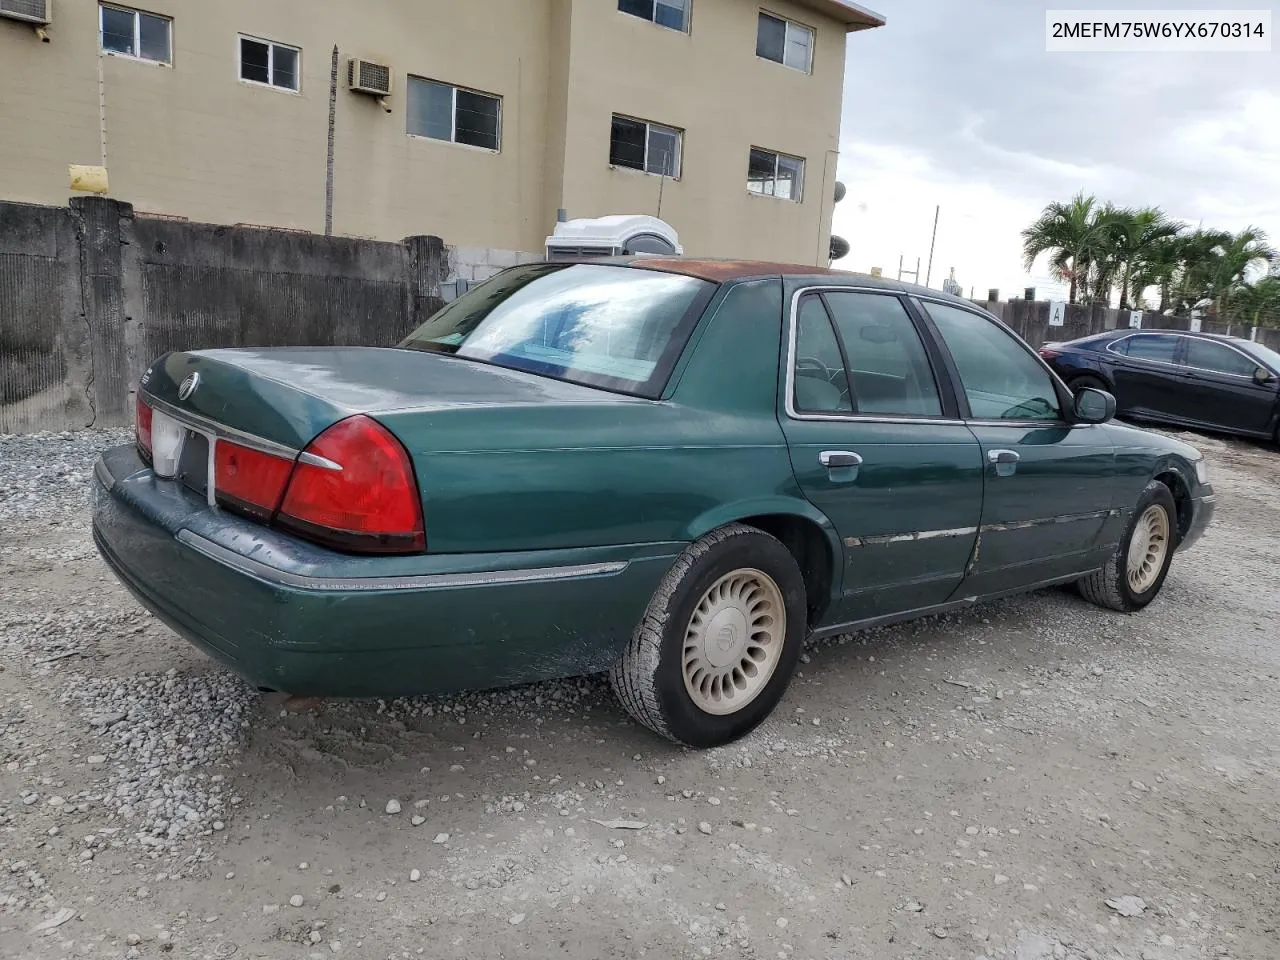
[398,263,714,398]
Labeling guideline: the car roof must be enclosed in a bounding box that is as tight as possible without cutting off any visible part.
[582,255,981,308]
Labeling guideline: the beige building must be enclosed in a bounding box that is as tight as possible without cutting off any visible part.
[0,0,883,263]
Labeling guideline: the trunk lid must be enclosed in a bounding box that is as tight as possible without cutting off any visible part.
[140,346,634,450]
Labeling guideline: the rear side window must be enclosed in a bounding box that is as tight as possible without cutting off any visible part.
[925,302,1060,421]
[1117,334,1180,363]
[823,293,942,417]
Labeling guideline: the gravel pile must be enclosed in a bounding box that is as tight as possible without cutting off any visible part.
[60,668,254,848]
[0,428,131,524]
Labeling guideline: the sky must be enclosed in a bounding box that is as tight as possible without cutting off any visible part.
[829,1,1280,302]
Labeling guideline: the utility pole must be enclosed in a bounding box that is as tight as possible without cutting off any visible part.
[897,255,920,284]
[924,205,940,287]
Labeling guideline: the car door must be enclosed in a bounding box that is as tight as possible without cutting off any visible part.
[779,287,984,626]
[1106,333,1187,420]
[917,300,1119,596]
[1175,336,1277,436]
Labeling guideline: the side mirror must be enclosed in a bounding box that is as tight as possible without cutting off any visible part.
[1074,387,1116,424]
[1253,366,1274,385]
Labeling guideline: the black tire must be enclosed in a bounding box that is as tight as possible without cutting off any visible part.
[1077,481,1178,613]
[1069,374,1109,394]
[610,523,808,748]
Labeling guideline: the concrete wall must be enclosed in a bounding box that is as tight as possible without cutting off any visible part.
[0,196,448,433]
[0,0,871,264]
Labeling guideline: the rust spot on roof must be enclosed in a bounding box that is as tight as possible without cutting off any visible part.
[629,258,852,282]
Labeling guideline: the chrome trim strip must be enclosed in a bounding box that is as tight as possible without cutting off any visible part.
[141,391,302,461]
[782,285,967,426]
[844,526,977,548]
[298,452,343,471]
[174,530,629,592]
[844,510,1121,548]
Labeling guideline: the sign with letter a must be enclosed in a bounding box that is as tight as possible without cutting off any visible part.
[1128,311,1143,329]
[1049,302,1066,327]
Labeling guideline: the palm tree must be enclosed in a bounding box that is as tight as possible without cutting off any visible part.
[1205,227,1276,320]
[1227,276,1280,329]
[1021,193,1110,304]
[1108,207,1182,309]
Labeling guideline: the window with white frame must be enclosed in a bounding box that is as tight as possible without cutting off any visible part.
[406,77,502,151]
[239,36,300,91]
[756,11,813,72]
[617,0,690,32]
[747,147,804,200]
[99,3,171,64]
[609,115,682,178]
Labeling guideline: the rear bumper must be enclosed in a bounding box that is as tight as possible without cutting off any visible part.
[91,445,680,697]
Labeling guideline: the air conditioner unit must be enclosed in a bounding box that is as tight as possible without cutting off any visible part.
[347,58,392,97]
[0,0,52,25]
[545,215,681,261]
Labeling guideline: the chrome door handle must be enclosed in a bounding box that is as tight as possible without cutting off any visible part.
[987,449,1020,465]
[820,451,863,468]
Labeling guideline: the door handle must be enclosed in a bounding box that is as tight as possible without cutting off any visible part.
[819,451,863,469]
[988,448,1019,478]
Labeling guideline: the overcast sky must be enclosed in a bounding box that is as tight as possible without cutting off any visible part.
[830,1,1279,302]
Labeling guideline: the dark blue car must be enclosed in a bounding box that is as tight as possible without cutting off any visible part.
[1039,329,1280,443]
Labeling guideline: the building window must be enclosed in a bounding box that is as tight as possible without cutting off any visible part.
[756,11,813,73]
[239,36,300,91]
[99,4,171,64]
[407,77,502,151]
[609,115,682,178]
[748,147,804,200]
[617,0,690,32]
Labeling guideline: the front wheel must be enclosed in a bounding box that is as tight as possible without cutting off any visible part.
[1069,374,1109,394]
[1077,481,1178,612]
[610,523,807,748]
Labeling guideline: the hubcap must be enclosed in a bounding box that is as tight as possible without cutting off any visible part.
[682,569,786,716]
[1126,504,1170,594]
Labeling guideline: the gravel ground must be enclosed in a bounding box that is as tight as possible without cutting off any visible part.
[1,428,1277,960]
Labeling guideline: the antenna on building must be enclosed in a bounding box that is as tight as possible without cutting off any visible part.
[924,205,940,287]
[897,255,920,284]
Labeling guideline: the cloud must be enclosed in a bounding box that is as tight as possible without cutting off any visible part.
[830,0,1280,298]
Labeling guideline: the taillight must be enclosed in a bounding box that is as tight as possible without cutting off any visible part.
[1039,348,1061,360]
[136,394,153,457]
[276,416,425,555]
[214,442,294,522]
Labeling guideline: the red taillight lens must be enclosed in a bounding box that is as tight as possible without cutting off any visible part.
[214,442,294,522]
[1039,348,1060,360]
[277,416,425,555]
[136,395,153,455]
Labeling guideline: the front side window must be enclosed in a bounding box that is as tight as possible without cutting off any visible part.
[1117,333,1180,363]
[239,36,300,91]
[825,293,943,417]
[1183,338,1260,377]
[609,115,682,177]
[407,78,502,151]
[399,264,712,398]
[100,4,171,63]
[618,0,690,32]
[756,12,813,72]
[925,302,1061,421]
[747,147,805,200]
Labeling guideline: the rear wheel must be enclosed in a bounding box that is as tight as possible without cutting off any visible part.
[610,523,807,748]
[1077,481,1177,612]
[1069,374,1109,394]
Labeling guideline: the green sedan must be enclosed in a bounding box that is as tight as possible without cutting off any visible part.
[92,259,1215,748]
